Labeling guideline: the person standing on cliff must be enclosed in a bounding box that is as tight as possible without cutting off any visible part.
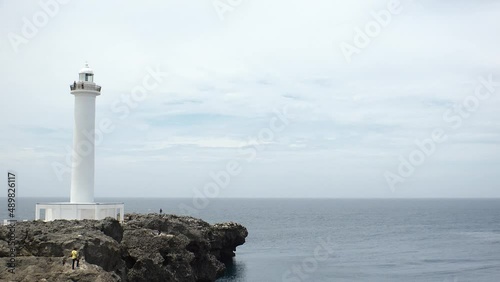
[71,248,80,269]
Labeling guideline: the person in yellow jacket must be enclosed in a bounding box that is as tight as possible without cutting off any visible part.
[71,248,80,269]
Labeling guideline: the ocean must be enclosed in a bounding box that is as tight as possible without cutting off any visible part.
[2,198,500,281]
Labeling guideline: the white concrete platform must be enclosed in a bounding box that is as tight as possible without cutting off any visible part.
[35,202,124,222]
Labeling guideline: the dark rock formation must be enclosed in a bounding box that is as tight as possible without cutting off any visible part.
[0,214,248,282]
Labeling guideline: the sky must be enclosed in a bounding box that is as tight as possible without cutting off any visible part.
[0,0,499,199]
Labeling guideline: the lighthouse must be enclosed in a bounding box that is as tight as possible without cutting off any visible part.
[70,63,101,203]
[35,63,124,222]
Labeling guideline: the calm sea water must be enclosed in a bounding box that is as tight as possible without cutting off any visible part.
[2,198,500,281]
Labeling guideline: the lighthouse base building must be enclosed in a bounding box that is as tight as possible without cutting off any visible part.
[35,202,124,222]
[35,63,124,222]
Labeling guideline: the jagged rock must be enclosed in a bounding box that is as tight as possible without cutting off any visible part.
[211,222,249,262]
[99,217,124,243]
[0,214,247,282]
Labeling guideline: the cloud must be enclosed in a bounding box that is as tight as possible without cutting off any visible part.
[1,0,499,197]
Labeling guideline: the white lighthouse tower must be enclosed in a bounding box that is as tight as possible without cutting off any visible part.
[70,63,100,203]
[36,63,124,222]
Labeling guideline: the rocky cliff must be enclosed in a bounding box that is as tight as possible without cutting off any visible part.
[0,214,248,282]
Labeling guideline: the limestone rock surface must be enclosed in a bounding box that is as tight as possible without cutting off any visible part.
[0,214,248,282]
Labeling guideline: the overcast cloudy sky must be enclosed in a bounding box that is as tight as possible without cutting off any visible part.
[1,0,499,198]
